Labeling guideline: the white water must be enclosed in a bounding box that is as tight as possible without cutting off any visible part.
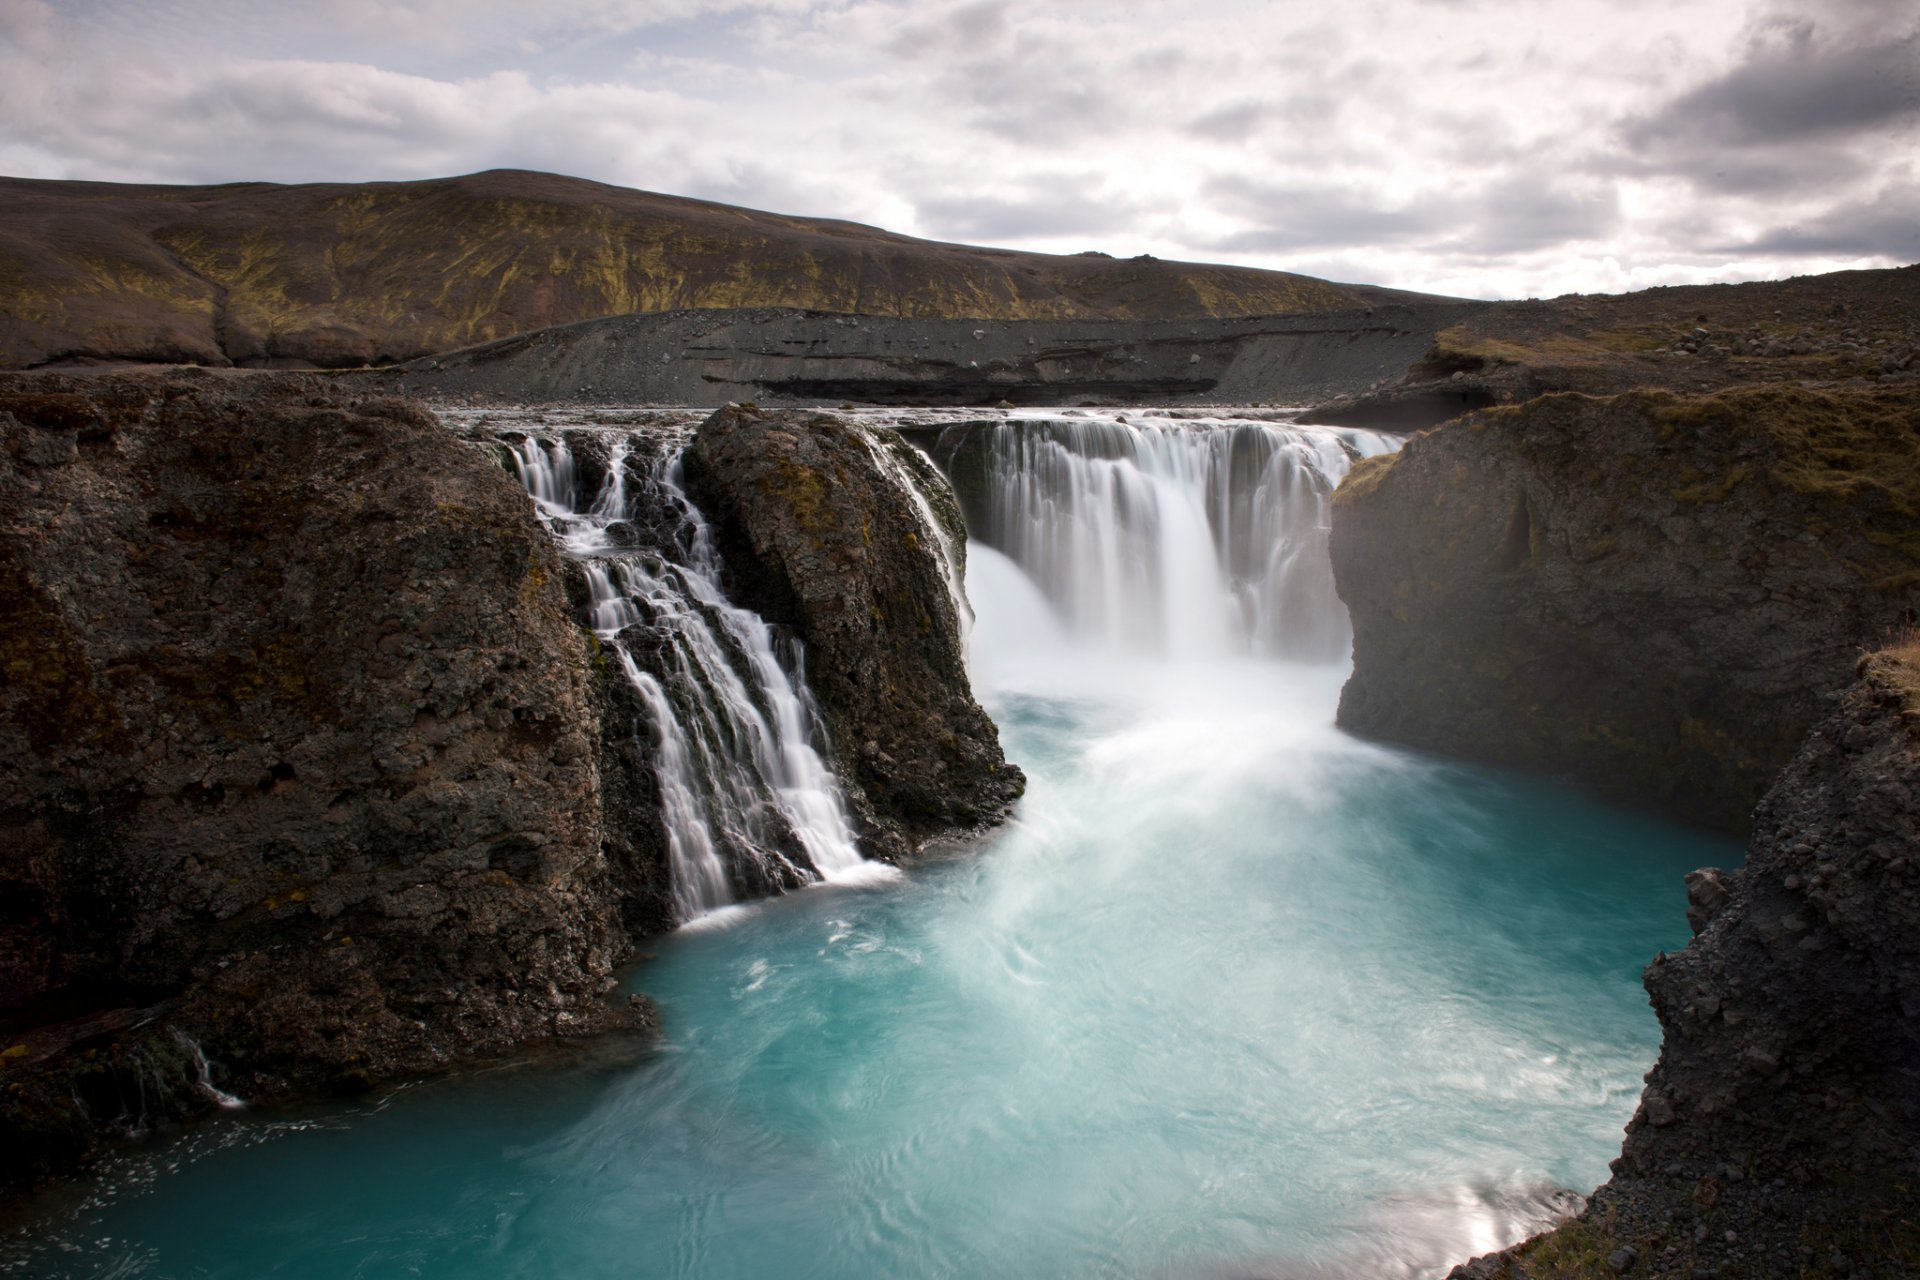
[858,431,976,652]
[964,411,1394,661]
[505,430,871,921]
[169,1029,245,1112]
[4,407,1736,1280]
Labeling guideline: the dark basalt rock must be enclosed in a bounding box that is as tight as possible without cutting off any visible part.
[682,404,1024,859]
[0,371,648,1191]
[1330,384,1920,833]
[1449,655,1920,1278]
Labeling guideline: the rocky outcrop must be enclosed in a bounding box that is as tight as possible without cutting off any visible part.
[1331,384,1920,831]
[683,405,1024,859]
[0,372,647,1190]
[1449,653,1920,1279]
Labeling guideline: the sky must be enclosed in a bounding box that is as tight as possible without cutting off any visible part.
[0,0,1914,299]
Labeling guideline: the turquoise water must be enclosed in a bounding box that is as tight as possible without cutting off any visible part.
[5,632,1734,1279]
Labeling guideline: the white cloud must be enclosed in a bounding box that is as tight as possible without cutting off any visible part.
[1,0,1913,298]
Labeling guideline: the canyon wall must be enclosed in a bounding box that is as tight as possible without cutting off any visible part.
[1332,385,1920,832]
[0,375,1008,1194]
[1327,382,1920,1276]
[1452,654,1920,1279]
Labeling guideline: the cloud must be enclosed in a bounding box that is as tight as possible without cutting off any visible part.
[1623,17,1920,151]
[915,183,1159,243]
[1721,181,1920,258]
[0,0,1913,299]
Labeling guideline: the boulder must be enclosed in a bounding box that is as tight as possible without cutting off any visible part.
[683,405,1024,858]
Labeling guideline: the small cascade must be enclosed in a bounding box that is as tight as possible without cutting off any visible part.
[170,1028,245,1110]
[952,413,1396,662]
[504,427,866,923]
[857,431,975,650]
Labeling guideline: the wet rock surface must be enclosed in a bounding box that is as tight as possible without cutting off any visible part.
[0,371,646,1190]
[1331,383,1920,832]
[1448,654,1920,1278]
[684,404,1024,859]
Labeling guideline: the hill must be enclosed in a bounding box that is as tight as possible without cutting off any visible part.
[0,169,1429,370]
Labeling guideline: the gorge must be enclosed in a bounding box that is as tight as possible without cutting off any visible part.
[4,384,1760,1279]
[1,261,1914,1280]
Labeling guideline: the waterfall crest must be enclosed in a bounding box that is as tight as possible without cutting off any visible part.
[946,412,1395,662]
[504,428,866,923]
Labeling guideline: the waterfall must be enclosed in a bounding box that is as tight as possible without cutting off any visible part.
[503,429,866,923]
[948,412,1396,663]
[857,430,975,651]
[170,1028,245,1110]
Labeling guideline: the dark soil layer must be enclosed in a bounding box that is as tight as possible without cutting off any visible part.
[1331,384,1920,832]
[0,169,1430,370]
[372,304,1471,407]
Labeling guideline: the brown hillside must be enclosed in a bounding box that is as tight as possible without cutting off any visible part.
[0,170,1427,370]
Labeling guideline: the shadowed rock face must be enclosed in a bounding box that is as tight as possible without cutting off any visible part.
[683,405,1024,860]
[0,381,1032,1197]
[0,372,644,1187]
[1330,384,1920,832]
[0,169,1430,371]
[1451,657,1920,1279]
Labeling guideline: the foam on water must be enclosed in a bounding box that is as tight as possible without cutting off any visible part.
[1,408,1740,1280]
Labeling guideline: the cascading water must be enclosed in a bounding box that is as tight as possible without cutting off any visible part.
[6,407,1740,1280]
[503,425,868,921]
[940,411,1395,662]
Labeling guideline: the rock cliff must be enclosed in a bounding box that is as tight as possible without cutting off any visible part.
[1450,652,1920,1278]
[1331,384,1920,832]
[0,372,644,1188]
[1,380,1024,1197]
[683,405,1024,859]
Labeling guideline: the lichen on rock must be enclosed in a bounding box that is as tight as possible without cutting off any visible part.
[1331,384,1920,832]
[682,403,1024,860]
[0,371,648,1191]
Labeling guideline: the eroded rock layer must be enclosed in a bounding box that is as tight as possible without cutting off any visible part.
[0,372,644,1186]
[1331,384,1920,831]
[684,405,1024,859]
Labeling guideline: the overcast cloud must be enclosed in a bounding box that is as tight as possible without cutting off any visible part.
[1,0,1914,298]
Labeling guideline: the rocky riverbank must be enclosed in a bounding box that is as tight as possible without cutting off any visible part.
[0,371,643,1188]
[1326,378,1920,1276]
[0,375,1011,1196]
[1331,383,1920,832]
[1449,650,1920,1279]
